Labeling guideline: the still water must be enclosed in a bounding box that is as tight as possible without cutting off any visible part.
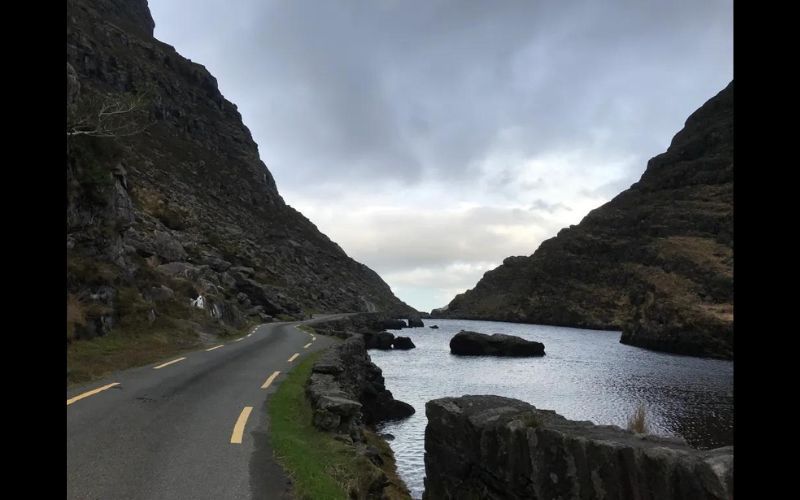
[369,319,734,499]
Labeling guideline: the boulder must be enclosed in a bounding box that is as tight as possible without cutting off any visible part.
[146,285,174,302]
[381,319,406,330]
[449,330,545,357]
[366,394,415,422]
[392,336,415,350]
[424,396,733,500]
[152,230,188,261]
[375,331,395,350]
[408,317,425,328]
[156,261,203,279]
[364,330,396,350]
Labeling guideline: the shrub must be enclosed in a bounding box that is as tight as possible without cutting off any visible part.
[627,403,650,434]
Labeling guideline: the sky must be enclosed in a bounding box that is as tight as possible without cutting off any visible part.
[149,0,733,313]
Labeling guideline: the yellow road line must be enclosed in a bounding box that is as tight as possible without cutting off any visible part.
[261,371,281,389]
[303,342,312,349]
[234,337,245,342]
[67,383,120,406]
[247,333,252,337]
[206,345,223,352]
[287,353,299,363]
[153,357,186,369]
[230,406,253,444]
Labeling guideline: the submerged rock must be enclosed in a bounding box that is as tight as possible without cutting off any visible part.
[450,330,545,357]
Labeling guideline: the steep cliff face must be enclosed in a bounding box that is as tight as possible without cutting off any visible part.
[436,83,732,359]
[66,0,415,344]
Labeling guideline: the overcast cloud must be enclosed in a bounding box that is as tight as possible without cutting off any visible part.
[149,0,733,312]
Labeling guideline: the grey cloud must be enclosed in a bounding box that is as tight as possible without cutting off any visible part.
[151,0,732,192]
[336,206,557,273]
[149,0,732,312]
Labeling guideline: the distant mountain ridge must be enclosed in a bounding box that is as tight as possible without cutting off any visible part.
[435,82,733,359]
[67,0,415,342]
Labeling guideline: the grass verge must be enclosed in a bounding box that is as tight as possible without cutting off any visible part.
[269,351,410,500]
[67,318,201,386]
[66,315,261,387]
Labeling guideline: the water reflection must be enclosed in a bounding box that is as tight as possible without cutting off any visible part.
[370,319,733,499]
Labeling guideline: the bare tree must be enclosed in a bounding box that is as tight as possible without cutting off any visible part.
[67,90,154,138]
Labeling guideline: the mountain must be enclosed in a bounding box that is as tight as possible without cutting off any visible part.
[66,0,415,344]
[435,83,733,359]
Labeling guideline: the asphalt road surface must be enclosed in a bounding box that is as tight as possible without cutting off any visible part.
[67,315,349,499]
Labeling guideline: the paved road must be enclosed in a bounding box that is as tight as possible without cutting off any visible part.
[67,315,348,500]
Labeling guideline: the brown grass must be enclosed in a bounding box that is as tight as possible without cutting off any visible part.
[67,316,202,386]
[627,403,649,434]
[654,236,732,275]
[67,294,87,342]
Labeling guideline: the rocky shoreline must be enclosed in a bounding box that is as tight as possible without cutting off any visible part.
[303,314,420,498]
[305,316,733,499]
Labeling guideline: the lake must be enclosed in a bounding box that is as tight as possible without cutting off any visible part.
[369,319,734,499]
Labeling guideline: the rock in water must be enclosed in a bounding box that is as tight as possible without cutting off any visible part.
[375,331,395,350]
[449,330,545,357]
[392,336,415,350]
[381,319,407,330]
[408,317,424,327]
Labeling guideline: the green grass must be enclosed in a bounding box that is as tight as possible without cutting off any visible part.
[269,352,410,500]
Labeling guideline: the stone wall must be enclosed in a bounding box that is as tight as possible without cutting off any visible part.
[424,395,733,500]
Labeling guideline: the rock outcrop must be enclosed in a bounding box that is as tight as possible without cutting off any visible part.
[449,331,545,357]
[66,0,415,344]
[306,334,414,498]
[424,395,733,500]
[435,83,733,359]
[393,336,416,350]
[307,335,415,432]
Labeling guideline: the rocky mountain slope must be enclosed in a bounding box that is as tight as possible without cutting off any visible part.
[66,0,415,345]
[435,83,733,359]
